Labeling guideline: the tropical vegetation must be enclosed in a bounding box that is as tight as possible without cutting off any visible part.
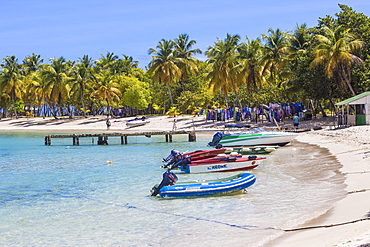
[1,4,370,119]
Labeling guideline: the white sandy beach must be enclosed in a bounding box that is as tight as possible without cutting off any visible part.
[271,127,370,247]
[0,115,370,246]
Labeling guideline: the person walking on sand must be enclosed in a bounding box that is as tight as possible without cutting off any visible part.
[293,113,299,128]
[172,119,177,131]
[106,118,111,130]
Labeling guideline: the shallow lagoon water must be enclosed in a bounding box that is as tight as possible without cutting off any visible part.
[0,132,345,246]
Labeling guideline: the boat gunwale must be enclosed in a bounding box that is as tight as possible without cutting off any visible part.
[159,173,256,196]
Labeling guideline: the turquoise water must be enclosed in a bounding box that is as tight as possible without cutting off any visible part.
[0,132,346,246]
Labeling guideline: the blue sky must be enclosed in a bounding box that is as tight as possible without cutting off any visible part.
[1,0,370,68]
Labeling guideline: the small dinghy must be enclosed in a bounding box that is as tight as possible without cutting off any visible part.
[151,170,256,198]
[126,117,150,128]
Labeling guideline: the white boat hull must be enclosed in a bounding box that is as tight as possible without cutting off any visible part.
[219,132,296,147]
[126,120,150,127]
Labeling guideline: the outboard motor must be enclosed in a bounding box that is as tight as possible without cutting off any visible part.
[208,132,224,147]
[162,150,183,169]
[169,155,192,170]
[151,170,178,196]
[163,149,180,162]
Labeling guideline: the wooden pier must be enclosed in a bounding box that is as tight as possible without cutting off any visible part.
[44,130,196,145]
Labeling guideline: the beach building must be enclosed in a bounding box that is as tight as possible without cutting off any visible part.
[336,91,370,125]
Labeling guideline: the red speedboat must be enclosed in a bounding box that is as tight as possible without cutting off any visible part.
[176,155,265,174]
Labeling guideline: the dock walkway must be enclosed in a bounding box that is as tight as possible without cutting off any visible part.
[44,130,196,145]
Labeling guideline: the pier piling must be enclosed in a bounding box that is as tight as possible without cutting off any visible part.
[44,130,196,145]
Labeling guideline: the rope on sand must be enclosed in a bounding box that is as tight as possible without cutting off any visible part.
[284,217,370,232]
[348,188,370,194]
[343,170,370,175]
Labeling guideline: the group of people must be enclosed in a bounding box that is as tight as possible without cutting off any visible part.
[203,103,306,126]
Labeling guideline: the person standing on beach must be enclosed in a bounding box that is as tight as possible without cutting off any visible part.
[293,114,299,128]
[106,118,111,130]
[172,119,177,131]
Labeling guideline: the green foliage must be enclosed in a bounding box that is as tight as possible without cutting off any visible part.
[152,103,164,113]
[2,4,370,118]
[119,76,151,110]
[166,106,180,117]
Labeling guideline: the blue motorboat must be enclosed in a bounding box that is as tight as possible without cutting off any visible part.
[151,171,256,198]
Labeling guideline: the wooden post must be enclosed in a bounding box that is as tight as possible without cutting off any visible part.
[165,134,169,142]
[73,136,80,146]
[169,134,172,142]
[45,136,51,145]
[121,136,124,144]
[97,136,104,145]
[188,131,196,142]
[124,136,128,144]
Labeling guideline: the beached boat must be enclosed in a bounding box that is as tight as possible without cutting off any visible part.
[151,171,256,198]
[184,148,227,160]
[186,148,226,157]
[162,149,228,166]
[126,118,150,128]
[170,154,263,173]
[208,128,297,147]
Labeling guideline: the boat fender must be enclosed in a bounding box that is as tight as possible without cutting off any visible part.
[248,155,257,160]
[227,156,237,162]
[217,154,227,157]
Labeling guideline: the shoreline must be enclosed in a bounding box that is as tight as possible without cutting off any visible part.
[1,116,370,246]
[268,129,370,246]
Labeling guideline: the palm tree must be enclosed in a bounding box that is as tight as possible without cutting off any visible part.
[109,55,139,76]
[90,71,121,117]
[23,53,44,75]
[205,34,241,108]
[29,70,50,118]
[310,25,364,96]
[235,37,266,92]
[289,24,311,54]
[261,28,293,86]
[41,57,73,118]
[96,52,118,71]
[173,34,202,89]
[71,55,94,117]
[148,39,182,107]
[0,56,23,118]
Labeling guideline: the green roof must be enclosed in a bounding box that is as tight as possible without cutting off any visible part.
[335,91,370,105]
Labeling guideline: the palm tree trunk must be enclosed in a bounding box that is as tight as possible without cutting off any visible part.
[318,102,327,118]
[80,82,87,118]
[340,64,356,96]
[223,92,229,109]
[106,99,111,117]
[167,83,174,107]
[231,80,243,109]
[11,88,18,119]
[344,78,356,96]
